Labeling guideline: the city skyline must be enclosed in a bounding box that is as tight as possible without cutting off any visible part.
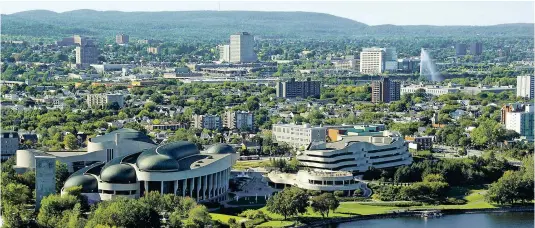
[2,1,534,26]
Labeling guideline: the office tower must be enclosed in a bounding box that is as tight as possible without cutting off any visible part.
[75,36,98,69]
[371,77,400,103]
[516,75,534,99]
[455,44,467,56]
[360,47,385,74]
[116,34,129,44]
[229,32,256,63]
[224,111,254,130]
[219,45,230,62]
[470,42,483,56]
[276,78,321,98]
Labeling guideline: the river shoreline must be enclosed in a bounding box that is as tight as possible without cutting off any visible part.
[298,206,534,228]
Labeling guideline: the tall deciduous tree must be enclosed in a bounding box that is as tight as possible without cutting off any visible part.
[266,187,309,219]
[310,193,340,218]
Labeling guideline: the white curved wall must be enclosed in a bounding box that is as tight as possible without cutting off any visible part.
[297,137,412,172]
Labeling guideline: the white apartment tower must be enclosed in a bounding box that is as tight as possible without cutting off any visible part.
[360,48,385,74]
[219,45,231,62]
[224,111,254,130]
[192,114,222,130]
[229,32,256,63]
[516,75,534,99]
[87,94,124,109]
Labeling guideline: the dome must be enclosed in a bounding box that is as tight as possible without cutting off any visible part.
[100,164,137,184]
[89,128,155,145]
[205,143,235,154]
[157,141,199,159]
[136,154,180,171]
[63,175,98,193]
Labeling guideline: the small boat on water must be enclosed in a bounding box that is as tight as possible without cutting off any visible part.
[421,211,443,218]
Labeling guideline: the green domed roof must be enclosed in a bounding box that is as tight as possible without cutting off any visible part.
[63,175,98,193]
[135,141,200,172]
[137,154,180,171]
[157,141,199,159]
[100,164,137,183]
[205,143,235,154]
[89,128,155,145]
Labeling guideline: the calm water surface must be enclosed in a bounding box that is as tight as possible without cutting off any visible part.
[335,212,534,228]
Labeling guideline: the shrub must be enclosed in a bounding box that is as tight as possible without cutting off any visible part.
[445,197,467,205]
[333,190,345,197]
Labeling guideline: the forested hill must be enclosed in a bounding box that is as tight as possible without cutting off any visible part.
[1,10,533,42]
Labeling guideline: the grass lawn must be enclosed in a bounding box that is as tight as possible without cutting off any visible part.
[336,203,401,215]
[256,188,495,222]
[232,160,269,170]
[257,221,295,228]
[210,213,247,224]
[228,196,268,205]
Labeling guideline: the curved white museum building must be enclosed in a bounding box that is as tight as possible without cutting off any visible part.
[267,170,362,196]
[297,130,412,173]
[61,141,238,203]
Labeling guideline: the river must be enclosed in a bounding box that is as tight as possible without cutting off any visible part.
[334,212,534,228]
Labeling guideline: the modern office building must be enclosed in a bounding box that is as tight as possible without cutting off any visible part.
[360,47,385,74]
[272,123,326,150]
[229,32,256,63]
[192,114,222,130]
[75,37,98,69]
[60,142,237,203]
[296,126,412,173]
[87,94,124,109]
[405,136,433,150]
[14,129,158,173]
[397,58,421,73]
[223,111,254,131]
[276,78,321,98]
[218,45,231,62]
[147,46,161,54]
[516,75,534,99]
[332,59,359,70]
[56,37,75,46]
[1,131,19,161]
[267,170,362,196]
[371,77,400,103]
[502,103,534,139]
[116,34,129,45]
[455,44,467,56]
[470,42,483,56]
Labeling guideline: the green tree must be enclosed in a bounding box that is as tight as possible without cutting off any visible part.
[55,161,70,193]
[38,194,79,228]
[183,205,212,228]
[2,203,35,228]
[1,183,31,206]
[63,134,79,150]
[85,197,160,228]
[310,193,340,218]
[266,187,309,219]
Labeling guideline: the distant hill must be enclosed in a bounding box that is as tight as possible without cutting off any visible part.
[1,10,532,41]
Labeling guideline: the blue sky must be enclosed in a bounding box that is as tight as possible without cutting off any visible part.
[2,1,533,26]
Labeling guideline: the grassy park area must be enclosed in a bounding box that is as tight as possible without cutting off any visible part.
[232,160,269,170]
[211,187,498,226]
